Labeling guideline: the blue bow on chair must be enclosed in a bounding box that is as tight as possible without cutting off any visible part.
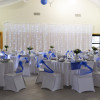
[37,60,54,73]
[48,51,52,54]
[31,51,36,54]
[24,57,30,63]
[18,55,21,59]
[1,51,5,55]
[1,51,8,59]
[35,56,39,68]
[20,50,24,55]
[42,53,48,60]
[16,61,24,73]
[49,53,56,59]
[71,61,93,76]
[66,50,69,56]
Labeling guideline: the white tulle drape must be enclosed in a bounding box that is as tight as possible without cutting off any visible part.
[4,23,92,53]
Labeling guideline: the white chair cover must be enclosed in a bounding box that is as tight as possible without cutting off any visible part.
[4,73,26,92]
[41,73,63,91]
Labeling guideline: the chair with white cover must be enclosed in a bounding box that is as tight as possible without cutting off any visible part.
[4,61,26,92]
[36,60,63,91]
[71,61,95,93]
[93,58,100,87]
[0,65,5,87]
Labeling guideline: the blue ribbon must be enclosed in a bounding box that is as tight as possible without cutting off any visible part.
[79,56,82,59]
[49,53,56,59]
[18,55,21,59]
[16,61,24,73]
[71,62,81,70]
[1,51,5,55]
[20,50,24,55]
[24,57,30,63]
[0,51,8,59]
[71,61,93,75]
[48,51,52,54]
[31,51,36,54]
[43,53,48,59]
[35,56,39,68]
[4,54,8,59]
[66,50,69,56]
[37,60,54,73]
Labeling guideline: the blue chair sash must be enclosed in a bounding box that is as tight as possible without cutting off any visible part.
[65,50,69,57]
[20,50,24,55]
[71,61,93,75]
[1,51,5,55]
[48,51,52,54]
[71,62,81,70]
[18,55,21,59]
[35,56,39,68]
[24,57,30,63]
[0,51,8,59]
[49,53,56,59]
[16,61,24,73]
[43,53,48,59]
[37,60,54,73]
[31,51,36,54]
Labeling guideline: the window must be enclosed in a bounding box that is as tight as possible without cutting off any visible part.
[92,35,100,49]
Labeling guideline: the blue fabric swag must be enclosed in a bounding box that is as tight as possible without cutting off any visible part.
[16,61,24,73]
[49,53,56,59]
[1,51,8,59]
[42,53,48,59]
[71,61,93,75]
[37,60,54,73]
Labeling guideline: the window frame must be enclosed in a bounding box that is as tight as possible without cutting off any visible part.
[92,34,100,49]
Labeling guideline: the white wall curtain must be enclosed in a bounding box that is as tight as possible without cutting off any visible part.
[4,23,92,53]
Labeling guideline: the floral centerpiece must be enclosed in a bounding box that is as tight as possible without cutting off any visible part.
[4,45,9,51]
[74,49,81,55]
[50,45,54,52]
[74,49,81,61]
[92,46,97,51]
[50,45,54,49]
[92,46,98,54]
[27,46,33,54]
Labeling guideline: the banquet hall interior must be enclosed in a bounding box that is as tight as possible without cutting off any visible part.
[1,0,100,100]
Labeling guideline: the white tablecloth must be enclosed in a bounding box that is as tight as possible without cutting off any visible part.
[0,60,14,87]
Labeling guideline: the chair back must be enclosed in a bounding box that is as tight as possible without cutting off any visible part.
[71,61,93,76]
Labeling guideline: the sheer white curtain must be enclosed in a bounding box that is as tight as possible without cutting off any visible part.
[4,23,92,53]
